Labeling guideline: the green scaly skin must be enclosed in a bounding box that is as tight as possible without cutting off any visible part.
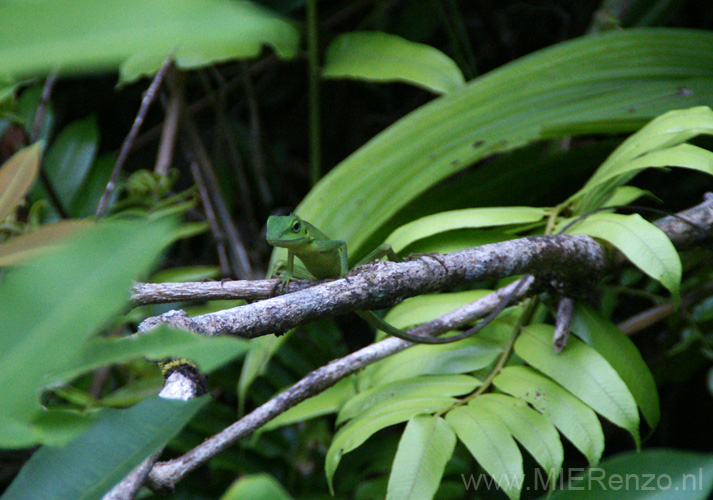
[267,214,472,344]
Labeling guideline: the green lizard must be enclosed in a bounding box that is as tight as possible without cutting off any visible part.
[266,214,519,344]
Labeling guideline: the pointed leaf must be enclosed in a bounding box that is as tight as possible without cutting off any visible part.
[386,207,547,253]
[571,303,660,431]
[515,325,640,447]
[493,366,604,465]
[446,405,523,500]
[322,32,465,95]
[566,212,681,297]
[386,415,456,500]
[326,397,455,492]
[339,374,480,425]
[572,106,713,211]
[0,142,41,220]
[476,394,563,486]
[43,116,98,208]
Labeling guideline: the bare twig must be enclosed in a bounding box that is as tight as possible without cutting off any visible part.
[154,73,183,176]
[96,55,174,217]
[189,161,231,276]
[31,68,68,218]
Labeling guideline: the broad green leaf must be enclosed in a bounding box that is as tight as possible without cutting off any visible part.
[0,142,41,220]
[0,0,299,83]
[221,473,294,500]
[0,220,91,266]
[322,32,465,95]
[446,405,523,500]
[476,394,563,487]
[383,290,492,329]
[44,116,98,209]
[571,303,660,431]
[362,336,501,388]
[515,325,640,448]
[397,227,515,255]
[0,219,174,447]
[326,397,456,492]
[493,366,604,466]
[282,29,713,268]
[566,212,681,297]
[2,396,207,500]
[50,325,249,384]
[550,449,713,500]
[385,207,548,253]
[386,415,456,500]
[338,374,480,425]
[261,378,356,432]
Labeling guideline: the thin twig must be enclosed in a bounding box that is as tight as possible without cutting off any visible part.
[553,296,574,352]
[154,72,183,176]
[96,55,174,217]
[189,161,231,277]
[177,107,254,279]
[240,61,272,206]
[31,68,68,218]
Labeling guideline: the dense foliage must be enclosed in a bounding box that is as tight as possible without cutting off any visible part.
[1,1,713,499]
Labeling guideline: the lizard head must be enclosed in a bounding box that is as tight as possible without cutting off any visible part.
[266,214,311,248]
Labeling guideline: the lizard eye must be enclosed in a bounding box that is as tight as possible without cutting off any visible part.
[291,220,301,232]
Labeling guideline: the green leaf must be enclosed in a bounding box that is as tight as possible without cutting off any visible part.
[0,142,41,220]
[0,0,299,83]
[515,325,640,448]
[386,415,456,500]
[493,366,604,466]
[362,336,501,388]
[0,220,91,266]
[571,303,660,431]
[51,325,249,384]
[566,212,681,297]
[221,473,294,500]
[385,207,548,253]
[261,378,356,432]
[383,290,492,330]
[475,394,563,487]
[325,398,455,493]
[238,333,291,410]
[2,396,207,500]
[338,374,480,425]
[550,449,713,500]
[571,106,713,212]
[602,186,653,207]
[68,153,115,217]
[446,405,524,500]
[282,29,713,267]
[322,31,465,95]
[44,116,98,209]
[0,219,174,448]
